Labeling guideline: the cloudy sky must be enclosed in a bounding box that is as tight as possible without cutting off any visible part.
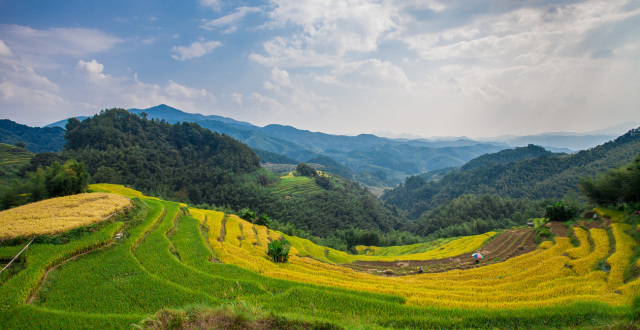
[1,0,639,138]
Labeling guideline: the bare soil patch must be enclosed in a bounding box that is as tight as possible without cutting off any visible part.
[342,228,537,276]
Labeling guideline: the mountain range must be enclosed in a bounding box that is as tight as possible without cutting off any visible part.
[24,104,640,188]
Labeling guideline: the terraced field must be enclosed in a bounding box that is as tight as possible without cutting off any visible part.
[347,228,536,275]
[0,143,33,186]
[0,184,638,328]
[271,172,323,196]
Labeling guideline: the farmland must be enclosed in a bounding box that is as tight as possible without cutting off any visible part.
[0,184,639,328]
[271,172,323,196]
[0,143,33,187]
[0,193,131,240]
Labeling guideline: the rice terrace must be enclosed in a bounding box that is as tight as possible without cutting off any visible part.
[0,183,638,328]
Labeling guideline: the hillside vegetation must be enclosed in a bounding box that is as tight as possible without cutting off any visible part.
[0,120,65,153]
[384,128,640,219]
[0,184,638,328]
[0,143,33,188]
[61,109,405,237]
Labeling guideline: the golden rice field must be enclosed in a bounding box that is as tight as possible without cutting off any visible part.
[201,205,640,309]
[0,193,131,239]
[1,184,638,328]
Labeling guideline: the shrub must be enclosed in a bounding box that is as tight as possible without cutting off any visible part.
[543,201,577,222]
[266,239,290,263]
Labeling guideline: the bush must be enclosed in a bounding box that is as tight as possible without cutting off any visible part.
[543,201,577,222]
[266,239,290,263]
[534,227,554,244]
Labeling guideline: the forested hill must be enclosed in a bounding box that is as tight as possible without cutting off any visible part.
[461,144,560,171]
[61,109,405,236]
[383,128,640,219]
[0,119,65,153]
[64,108,261,202]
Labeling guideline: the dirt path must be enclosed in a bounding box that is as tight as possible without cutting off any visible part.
[342,228,538,276]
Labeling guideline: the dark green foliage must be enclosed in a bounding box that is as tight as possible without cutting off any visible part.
[307,155,353,179]
[60,109,406,238]
[253,148,299,164]
[0,143,34,187]
[534,227,554,244]
[461,144,559,171]
[267,239,290,263]
[296,162,317,177]
[0,119,65,153]
[239,209,273,228]
[239,208,257,223]
[63,108,261,204]
[411,194,541,238]
[384,127,640,218]
[0,160,90,210]
[314,175,333,189]
[580,153,640,206]
[543,201,578,222]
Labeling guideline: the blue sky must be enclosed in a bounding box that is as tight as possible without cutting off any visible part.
[1,0,639,138]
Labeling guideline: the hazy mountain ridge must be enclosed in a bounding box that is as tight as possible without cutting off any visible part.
[0,119,66,153]
[33,104,635,188]
[383,127,640,219]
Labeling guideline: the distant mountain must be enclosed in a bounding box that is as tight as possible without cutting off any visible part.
[128,104,253,127]
[62,108,406,236]
[45,116,89,128]
[0,119,65,153]
[461,144,561,171]
[44,104,627,188]
[484,133,616,152]
[45,105,507,187]
[383,127,640,218]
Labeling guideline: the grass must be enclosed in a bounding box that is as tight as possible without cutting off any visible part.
[271,172,322,196]
[0,143,33,187]
[1,184,639,329]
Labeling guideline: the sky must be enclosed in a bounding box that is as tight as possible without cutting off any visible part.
[0,0,639,138]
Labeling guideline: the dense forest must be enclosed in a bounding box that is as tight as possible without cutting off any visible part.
[460,144,560,171]
[383,128,640,219]
[410,194,544,238]
[0,119,65,153]
[58,109,405,237]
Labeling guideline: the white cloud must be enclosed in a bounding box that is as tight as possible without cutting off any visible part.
[0,40,12,56]
[201,6,261,33]
[400,0,640,62]
[171,40,222,61]
[0,25,122,58]
[198,0,222,12]
[76,59,108,80]
[0,60,67,125]
[229,92,243,105]
[252,0,399,67]
[330,59,410,90]
[71,60,218,112]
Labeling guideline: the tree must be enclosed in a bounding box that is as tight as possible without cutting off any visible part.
[580,153,640,206]
[266,239,290,263]
[296,163,317,177]
[543,201,577,222]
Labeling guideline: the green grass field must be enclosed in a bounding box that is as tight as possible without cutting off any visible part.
[0,184,638,329]
[0,143,33,187]
[271,172,323,196]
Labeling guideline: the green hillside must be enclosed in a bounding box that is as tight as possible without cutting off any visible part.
[0,143,33,187]
[1,184,638,329]
[61,109,406,237]
[271,172,323,196]
[384,128,640,219]
[0,119,65,153]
